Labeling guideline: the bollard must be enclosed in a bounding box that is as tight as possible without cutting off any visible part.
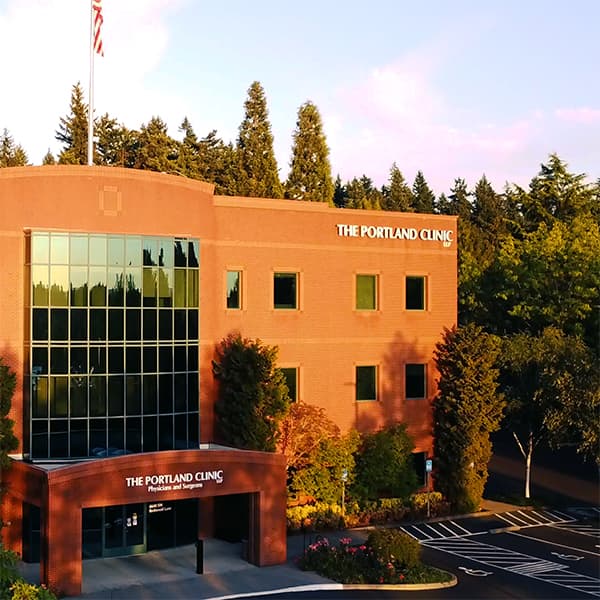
[195,539,204,574]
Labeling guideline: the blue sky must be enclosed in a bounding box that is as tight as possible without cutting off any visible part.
[1,0,598,195]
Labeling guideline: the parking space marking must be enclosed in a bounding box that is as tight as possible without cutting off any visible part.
[497,509,576,529]
[507,530,600,557]
[552,523,600,539]
[423,536,600,597]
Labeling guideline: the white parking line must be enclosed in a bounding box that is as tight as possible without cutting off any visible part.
[508,530,600,557]
[423,536,600,597]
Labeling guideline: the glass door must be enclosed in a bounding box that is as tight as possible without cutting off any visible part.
[103,503,146,557]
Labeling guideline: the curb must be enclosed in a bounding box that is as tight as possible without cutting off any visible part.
[205,572,458,600]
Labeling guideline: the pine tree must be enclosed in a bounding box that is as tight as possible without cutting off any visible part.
[411,171,436,213]
[0,129,28,167]
[42,150,56,165]
[56,82,89,165]
[346,176,382,210]
[436,192,451,215]
[177,117,202,178]
[236,81,282,198]
[433,324,504,512]
[333,174,347,208]
[285,101,333,203]
[382,163,413,211]
[449,178,472,221]
[96,114,136,167]
[133,116,178,173]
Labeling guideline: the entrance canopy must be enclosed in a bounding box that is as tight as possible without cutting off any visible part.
[2,446,286,596]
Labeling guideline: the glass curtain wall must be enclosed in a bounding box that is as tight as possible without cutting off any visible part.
[28,232,200,459]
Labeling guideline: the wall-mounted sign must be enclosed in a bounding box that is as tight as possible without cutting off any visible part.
[125,470,224,493]
[336,224,454,247]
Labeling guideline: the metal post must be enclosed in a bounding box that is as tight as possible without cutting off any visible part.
[195,539,203,574]
[426,471,430,518]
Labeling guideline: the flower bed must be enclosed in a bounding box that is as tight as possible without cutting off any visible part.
[298,532,453,585]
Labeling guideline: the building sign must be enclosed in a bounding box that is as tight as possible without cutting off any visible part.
[125,470,224,493]
[336,224,454,247]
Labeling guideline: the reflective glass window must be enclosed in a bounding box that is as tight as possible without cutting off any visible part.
[158,269,173,307]
[281,367,298,402]
[108,347,123,374]
[143,268,157,307]
[159,415,173,450]
[126,347,141,373]
[50,235,69,264]
[50,419,68,457]
[174,347,186,372]
[32,377,48,418]
[108,418,124,450]
[107,237,124,266]
[126,375,141,415]
[89,377,107,416]
[226,271,241,309]
[356,274,377,310]
[32,348,48,374]
[50,309,68,341]
[90,309,106,341]
[188,310,198,340]
[108,268,125,306]
[126,417,142,453]
[356,366,377,401]
[125,237,142,267]
[32,309,48,340]
[174,310,186,339]
[70,236,88,265]
[89,347,106,374]
[187,270,198,307]
[174,270,186,307]
[159,374,173,414]
[70,419,87,456]
[89,267,107,306]
[108,309,124,341]
[31,233,49,264]
[143,347,157,372]
[188,240,199,268]
[108,376,124,416]
[90,419,107,453]
[70,266,88,307]
[125,268,142,306]
[143,310,157,340]
[50,266,69,306]
[32,266,49,306]
[89,236,107,265]
[70,309,87,341]
[143,238,159,266]
[174,240,187,267]
[49,376,68,416]
[159,310,172,340]
[174,374,187,412]
[50,347,68,374]
[143,416,158,452]
[70,378,88,417]
[158,238,173,268]
[143,375,157,414]
[126,310,141,341]
[70,347,87,374]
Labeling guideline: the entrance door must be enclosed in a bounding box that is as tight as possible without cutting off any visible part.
[103,503,146,557]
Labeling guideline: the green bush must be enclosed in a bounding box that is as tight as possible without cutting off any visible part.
[366,528,421,570]
[409,492,450,518]
[0,546,20,600]
[10,581,56,600]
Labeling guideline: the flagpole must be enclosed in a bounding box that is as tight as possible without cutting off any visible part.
[87,0,94,166]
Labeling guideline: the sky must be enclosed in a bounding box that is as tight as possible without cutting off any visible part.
[1,0,599,196]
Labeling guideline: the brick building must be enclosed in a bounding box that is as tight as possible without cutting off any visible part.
[0,166,456,594]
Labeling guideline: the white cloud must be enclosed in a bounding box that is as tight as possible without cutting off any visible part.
[554,107,600,124]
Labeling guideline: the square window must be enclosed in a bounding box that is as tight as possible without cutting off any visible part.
[356,366,377,401]
[226,271,241,309]
[280,367,298,402]
[274,272,297,309]
[406,276,426,310]
[406,364,426,399]
[356,274,377,310]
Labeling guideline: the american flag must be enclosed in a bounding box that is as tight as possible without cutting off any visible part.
[92,0,104,56]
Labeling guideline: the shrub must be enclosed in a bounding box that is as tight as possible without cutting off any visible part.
[0,546,20,600]
[366,528,421,570]
[409,492,450,518]
[10,581,56,600]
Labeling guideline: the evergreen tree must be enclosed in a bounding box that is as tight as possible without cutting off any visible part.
[382,163,413,211]
[96,114,136,167]
[198,131,239,195]
[333,174,347,208]
[0,129,28,167]
[236,81,282,198]
[521,154,595,230]
[177,117,202,178]
[42,149,56,165]
[56,82,89,165]
[411,171,436,213]
[433,324,504,512]
[133,116,177,173]
[436,192,451,215]
[285,101,333,203]
[0,357,18,471]
[346,176,382,210]
[449,178,472,221]
[212,332,290,451]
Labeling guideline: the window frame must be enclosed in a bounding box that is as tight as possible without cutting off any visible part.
[355,365,378,401]
[405,363,427,399]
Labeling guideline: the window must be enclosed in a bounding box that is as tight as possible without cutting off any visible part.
[405,364,426,399]
[280,367,298,402]
[226,271,241,309]
[406,276,426,310]
[274,272,297,309]
[356,366,377,401]
[356,274,377,310]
